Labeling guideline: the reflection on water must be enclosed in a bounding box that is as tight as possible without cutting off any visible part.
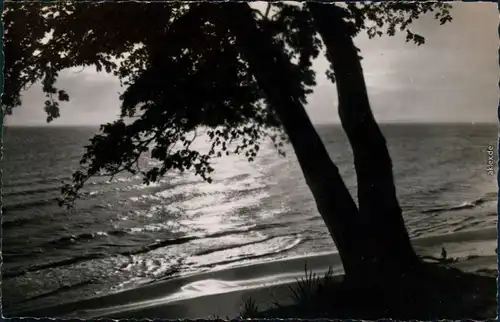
[2,124,498,313]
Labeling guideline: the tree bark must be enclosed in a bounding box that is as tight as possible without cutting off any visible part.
[307,3,421,274]
[219,3,372,277]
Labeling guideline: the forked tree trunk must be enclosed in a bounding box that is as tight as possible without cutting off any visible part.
[219,3,373,277]
[307,3,421,274]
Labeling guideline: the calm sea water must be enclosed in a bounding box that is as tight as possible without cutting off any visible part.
[2,123,497,312]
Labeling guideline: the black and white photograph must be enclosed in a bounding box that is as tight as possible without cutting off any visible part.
[2,1,498,319]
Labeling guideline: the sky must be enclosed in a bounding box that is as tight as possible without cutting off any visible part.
[5,2,498,126]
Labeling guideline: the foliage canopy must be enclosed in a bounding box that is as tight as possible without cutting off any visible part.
[2,2,452,207]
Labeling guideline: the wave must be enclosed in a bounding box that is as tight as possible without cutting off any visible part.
[47,231,112,247]
[7,223,287,278]
[43,228,134,245]
[117,227,269,257]
[41,228,153,249]
[421,193,496,215]
[41,227,247,251]
[2,203,113,230]
[16,278,98,304]
[2,189,116,215]
[423,186,453,195]
[196,235,302,269]
[121,225,293,261]
[150,234,303,284]
[3,173,145,203]
[3,253,108,279]
[119,236,199,257]
[2,197,62,212]
[3,181,134,206]
[412,227,497,248]
[48,221,286,250]
[192,234,293,257]
[3,182,111,199]
[3,185,64,198]
[2,175,70,189]
[3,217,39,230]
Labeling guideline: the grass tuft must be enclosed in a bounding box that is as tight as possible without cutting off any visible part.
[240,263,337,318]
[240,296,259,319]
[285,263,335,316]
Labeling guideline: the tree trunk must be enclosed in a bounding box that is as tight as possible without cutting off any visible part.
[307,3,421,274]
[219,3,373,277]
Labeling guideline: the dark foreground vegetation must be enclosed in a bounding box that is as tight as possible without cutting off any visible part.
[238,261,497,320]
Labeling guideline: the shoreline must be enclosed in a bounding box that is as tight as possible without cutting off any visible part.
[9,227,498,319]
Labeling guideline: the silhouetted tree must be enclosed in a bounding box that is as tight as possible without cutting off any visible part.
[306,2,452,275]
[2,1,452,281]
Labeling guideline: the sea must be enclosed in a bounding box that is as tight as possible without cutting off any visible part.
[2,123,498,314]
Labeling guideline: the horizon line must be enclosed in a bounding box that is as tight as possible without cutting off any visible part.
[3,121,498,128]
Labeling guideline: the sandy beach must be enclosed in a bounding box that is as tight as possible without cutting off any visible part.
[14,227,497,319]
